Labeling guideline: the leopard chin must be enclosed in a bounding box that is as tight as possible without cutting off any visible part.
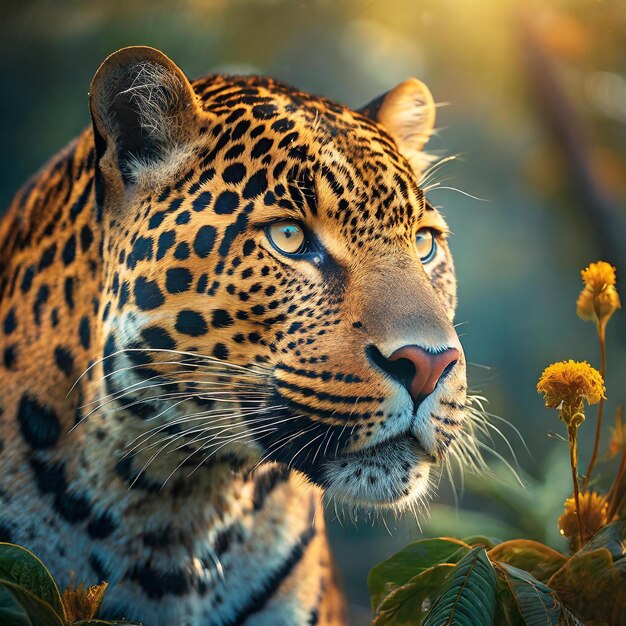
[320,435,433,509]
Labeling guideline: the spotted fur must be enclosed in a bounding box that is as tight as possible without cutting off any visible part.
[0,47,468,625]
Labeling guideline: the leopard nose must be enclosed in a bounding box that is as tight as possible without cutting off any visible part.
[386,345,460,402]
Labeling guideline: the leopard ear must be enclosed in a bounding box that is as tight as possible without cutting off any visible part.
[89,46,198,188]
[359,78,436,177]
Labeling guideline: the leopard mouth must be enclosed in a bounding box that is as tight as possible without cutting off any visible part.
[331,430,434,463]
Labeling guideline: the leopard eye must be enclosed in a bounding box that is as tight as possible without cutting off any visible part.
[266,220,306,255]
[416,228,437,264]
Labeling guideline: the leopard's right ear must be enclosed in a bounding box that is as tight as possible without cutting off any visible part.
[89,46,199,192]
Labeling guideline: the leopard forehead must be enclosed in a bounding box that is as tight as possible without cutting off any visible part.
[117,73,430,248]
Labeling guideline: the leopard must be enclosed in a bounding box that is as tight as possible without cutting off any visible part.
[0,46,469,625]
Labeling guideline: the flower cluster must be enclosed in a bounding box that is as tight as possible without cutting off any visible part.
[558,490,609,551]
[576,261,621,328]
[537,360,605,427]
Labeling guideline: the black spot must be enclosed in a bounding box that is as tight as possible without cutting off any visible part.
[156,230,176,260]
[64,276,74,309]
[80,225,94,252]
[196,274,208,293]
[69,179,93,222]
[17,394,61,449]
[231,120,251,140]
[223,163,247,184]
[271,118,295,133]
[34,285,50,325]
[217,203,254,261]
[90,551,111,582]
[29,456,67,495]
[225,144,245,160]
[39,243,56,270]
[242,239,256,256]
[165,267,192,294]
[251,137,273,158]
[3,308,17,334]
[21,265,35,293]
[128,236,153,268]
[176,211,190,225]
[134,277,165,310]
[54,346,74,376]
[242,170,268,199]
[148,211,167,230]
[175,310,208,336]
[141,326,176,351]
[252,104,278,120]
[79,317,91,349]
[54,490,92,523]
[143,525,179,550]
[3,345,17,369]
[50,308,59,327]
[87,511,117,539]
[214,191,239,215]
[278,132,298,150]
[126,562,190,599]
[211,309,233,329]
[62,235,76,266]
[192,191,212,212]
[193,225,217,258]
[212,343,229,360]
[174,242,190,260]
[119,282,130,308]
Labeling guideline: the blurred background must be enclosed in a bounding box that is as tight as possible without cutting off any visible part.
[1,0,625,623]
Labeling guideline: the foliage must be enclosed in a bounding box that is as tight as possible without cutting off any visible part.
[369,523,626,625]
[369,261,625,624]
[0,543,139,626]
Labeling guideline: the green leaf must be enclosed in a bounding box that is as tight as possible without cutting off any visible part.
[495,562,561,625]
[0,582,65,626]
[0,542,64,618]
[423,547,497,626]
[579,520,626,562]
[548,547,622,623]
[463,536,501,550]
[488,540,567,582]
[0,584,32,626]
[368,538,471,612]
[372,564,455,626]
[493,575,525,626]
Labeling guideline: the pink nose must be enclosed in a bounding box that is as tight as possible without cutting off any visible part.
[388,345,460,402]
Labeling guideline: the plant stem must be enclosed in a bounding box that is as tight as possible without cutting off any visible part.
[568,424,586,545]
[607,443,626,519]
[583,320,607,491]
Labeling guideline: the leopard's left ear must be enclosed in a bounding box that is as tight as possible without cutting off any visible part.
[359,78,436,177]
[89,46,199,191]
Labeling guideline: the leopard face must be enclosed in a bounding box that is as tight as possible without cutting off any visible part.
[91,47,466,512]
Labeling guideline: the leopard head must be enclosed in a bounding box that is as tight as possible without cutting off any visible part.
[89,47,466,510]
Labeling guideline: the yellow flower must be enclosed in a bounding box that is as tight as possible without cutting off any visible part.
[558,491,609,550]
[537,360,605,426]
[576,261,620,326]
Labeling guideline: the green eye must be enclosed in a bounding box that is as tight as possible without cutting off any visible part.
[416,228,437,263]
[266,220,306,255]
